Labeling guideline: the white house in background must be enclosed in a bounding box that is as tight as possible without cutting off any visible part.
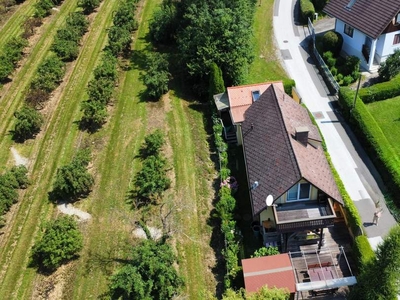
[323,0,400,72]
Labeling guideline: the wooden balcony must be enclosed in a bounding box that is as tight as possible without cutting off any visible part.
[273,200,336,233]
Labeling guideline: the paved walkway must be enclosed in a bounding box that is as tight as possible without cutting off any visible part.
[273,0,397,250]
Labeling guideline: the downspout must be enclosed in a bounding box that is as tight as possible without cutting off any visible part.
[367,38,377,71]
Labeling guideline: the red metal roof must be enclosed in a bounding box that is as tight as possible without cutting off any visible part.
[227,82,284,123]
[242,254,296,293]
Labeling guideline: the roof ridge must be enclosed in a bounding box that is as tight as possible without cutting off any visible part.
[271,84,302,180]
[228,81,282,90]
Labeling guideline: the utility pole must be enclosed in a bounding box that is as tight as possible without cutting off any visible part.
[352,73,362,111]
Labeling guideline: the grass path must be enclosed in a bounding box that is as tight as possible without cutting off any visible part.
[0,0,36,49]
[0,0,78,166]
[0,0,119,297]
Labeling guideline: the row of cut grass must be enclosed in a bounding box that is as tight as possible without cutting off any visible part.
[367,96,400,154]
[0,0,118,297]
[0,0,36,49]
[245,0,288,84]
[0,0,78,167]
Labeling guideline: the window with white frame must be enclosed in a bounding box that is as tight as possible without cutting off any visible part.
[396,13,400,25]
[394,34,400,45]
[287,182,311,201]
[344,24,354,37]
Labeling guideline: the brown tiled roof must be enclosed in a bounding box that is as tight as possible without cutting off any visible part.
[242,254,296,293]
[242,84,343,216]
[323,0,400,39]
[227,82,284,123]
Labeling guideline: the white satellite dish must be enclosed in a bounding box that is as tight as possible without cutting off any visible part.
[266,195,274,206]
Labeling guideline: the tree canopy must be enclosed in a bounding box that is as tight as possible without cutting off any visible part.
[31,216,83,271]
[108,239,183,300]
[222,286,290,300]
[51,148,94,201]
[12,105,44,142]
[378,49,400,82]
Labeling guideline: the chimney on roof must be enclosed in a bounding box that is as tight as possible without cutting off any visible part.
[295,126,309,146]
[346,0,356,9]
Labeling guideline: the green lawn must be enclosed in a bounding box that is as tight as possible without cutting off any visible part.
[245,0,288,84]
[367,96,400,154]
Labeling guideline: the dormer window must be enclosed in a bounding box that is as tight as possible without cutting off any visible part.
[252,90,260,102]
[396,13,400,25]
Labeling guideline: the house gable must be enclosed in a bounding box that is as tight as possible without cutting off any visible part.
[242,84,343,216]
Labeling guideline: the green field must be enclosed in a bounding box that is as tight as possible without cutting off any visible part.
[0,0,288,298]
[367,96,400,154]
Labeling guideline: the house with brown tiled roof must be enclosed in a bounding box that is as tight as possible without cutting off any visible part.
[214,82,345,251]
[323,0,400,72]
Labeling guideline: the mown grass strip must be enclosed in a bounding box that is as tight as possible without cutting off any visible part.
[246,0,288,83]
[0,0,78,166]
[0,0,35,49]
[0,0,117,297]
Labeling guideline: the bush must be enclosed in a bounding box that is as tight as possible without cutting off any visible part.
[359,74,400,103]
[299,0,315,24]
[378,49,400,82]
[13,106,44,141]
[34,0,55,18]
[322,31,343,56]
[283,78,296,95]
[31,216,83,271]
[143,129,164,156]
[0,166,28,216]
[251,246,280,257]
[78,0,100,14]
[142,52,170,100]
[134,155,170,204]
[330,66,337,76]
[353,235,375,271]
[323,51,336,69]
[339,55,360,77]
[342,75,353,86]
[51,149,94,201]
[30,55,65,92]
[209,63,225,101]
[109,239,183,300]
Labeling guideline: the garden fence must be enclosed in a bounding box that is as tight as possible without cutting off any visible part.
[308,18,340,94]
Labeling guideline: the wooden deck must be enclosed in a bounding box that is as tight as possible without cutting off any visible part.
[288,222,355,299]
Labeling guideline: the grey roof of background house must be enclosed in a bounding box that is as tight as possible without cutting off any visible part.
[242,85,343,216]
[323,0,400,39]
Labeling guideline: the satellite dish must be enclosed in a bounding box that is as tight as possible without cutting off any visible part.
[266,195,274,206]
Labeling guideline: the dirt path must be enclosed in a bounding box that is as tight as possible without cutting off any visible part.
[57,203,91,221]
[10,147,29,166]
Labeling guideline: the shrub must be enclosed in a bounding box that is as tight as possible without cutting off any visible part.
[34,0,55,18]
[134,155,170,204]
[353,235,375,271]
[109,239,184,299]
[323,51,336,69]
[30,55,65,92]
[378,49,400,82]
[251,246,280,257]
[322,31,343,56]
[330,66,337,76]
[143,129,164,156]
[209,62,225,101]
[0,166,28,216]
[31,216,83,271]
[299,0,315,24]
[342,75,353,86]
[142,52,170,100]
[335,73,343,83]
[51,149,94,201]
[283,78,296,95]
[359,74,400,103]
[13,106,44,141]
[339,55,360,77]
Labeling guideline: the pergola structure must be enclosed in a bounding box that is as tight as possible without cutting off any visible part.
[289,246,357,297]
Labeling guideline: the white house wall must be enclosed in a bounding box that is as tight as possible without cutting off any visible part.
[335,20,369,69]
[376,31,400,64]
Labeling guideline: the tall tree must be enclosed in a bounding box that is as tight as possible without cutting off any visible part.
[13,106,44,141]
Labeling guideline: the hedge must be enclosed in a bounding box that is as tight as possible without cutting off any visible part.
[358,75,400,103]
[299,0,315,24]
[307,105,362,236]
[338,87,400,206]
[352,235,375,271]
[283,78,296,96]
